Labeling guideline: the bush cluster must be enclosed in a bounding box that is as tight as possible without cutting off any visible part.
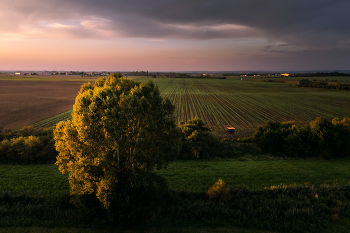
[178,117,263,159]
[296,79,350,90]
[250,117,350,158]
[0,126,57,163]
[178,117,220,159]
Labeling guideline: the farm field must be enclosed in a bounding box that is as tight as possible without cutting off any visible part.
[0,75,141,130]
[2,159,350,194]
[0,74,98,82]
[0,80,84,130]
[137,77,350,137]
[0,74,140,81]
[2,75,350,138]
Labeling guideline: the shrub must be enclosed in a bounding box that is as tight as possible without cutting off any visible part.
[0,127,57,164]
[179,117,219,159]
[251,122,308,155]
[310,117,350,158]
[207,179,231,202]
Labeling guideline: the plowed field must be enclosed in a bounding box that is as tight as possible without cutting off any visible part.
[0,80,84,130]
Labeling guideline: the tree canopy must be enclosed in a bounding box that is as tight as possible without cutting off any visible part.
[54,73,181,210]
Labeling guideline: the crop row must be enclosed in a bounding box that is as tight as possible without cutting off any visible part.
[31,110,72,128]
[31,77,350,139]
[140,77,350,138]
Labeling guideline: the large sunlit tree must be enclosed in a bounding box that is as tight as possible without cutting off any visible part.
[54,73,181,214]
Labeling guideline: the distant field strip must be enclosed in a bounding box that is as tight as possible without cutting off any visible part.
[30,110,72,128]
[138,77,350,137]
[0,75,140,82]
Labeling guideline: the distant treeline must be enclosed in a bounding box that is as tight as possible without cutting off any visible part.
[293,72,350,77]
[261,79,285,83]
[153,73,226,79]
[226,71,350,77]
[129,71,148,76]
[295,79,350,90]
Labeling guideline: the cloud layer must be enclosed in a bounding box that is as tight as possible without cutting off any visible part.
[1,0,349,50]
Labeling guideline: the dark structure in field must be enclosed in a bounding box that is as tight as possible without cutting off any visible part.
[227,127,235,134]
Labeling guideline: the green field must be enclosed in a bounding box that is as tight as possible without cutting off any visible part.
[2,158,350,195]
[30,110,73,128]
[140,77,350,137]
[2,159,350,232]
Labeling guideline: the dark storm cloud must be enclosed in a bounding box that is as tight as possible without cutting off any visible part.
[1,0,349,49]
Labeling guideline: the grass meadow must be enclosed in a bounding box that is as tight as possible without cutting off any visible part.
[2,158,350,195]
[2,158,350,232]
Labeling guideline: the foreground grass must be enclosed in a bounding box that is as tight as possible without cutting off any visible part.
[156,158,350,192]
[2,158,350,194]
[0,227,278,233]
[0,164,68,195]
[1,158,350,232]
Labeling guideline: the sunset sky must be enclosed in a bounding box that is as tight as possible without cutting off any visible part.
[1,0,349,71]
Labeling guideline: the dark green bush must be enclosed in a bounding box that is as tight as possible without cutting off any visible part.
[179,117,219,159]
[250,117,350,158]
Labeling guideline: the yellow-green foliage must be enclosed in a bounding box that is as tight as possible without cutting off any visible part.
[332,117,350,127]
[0,136,42,160]
[54,73,181,209]
[207,179,231,202]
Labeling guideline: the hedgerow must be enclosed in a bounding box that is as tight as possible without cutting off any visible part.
[0,126,57,164]
[250,117,350,158]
